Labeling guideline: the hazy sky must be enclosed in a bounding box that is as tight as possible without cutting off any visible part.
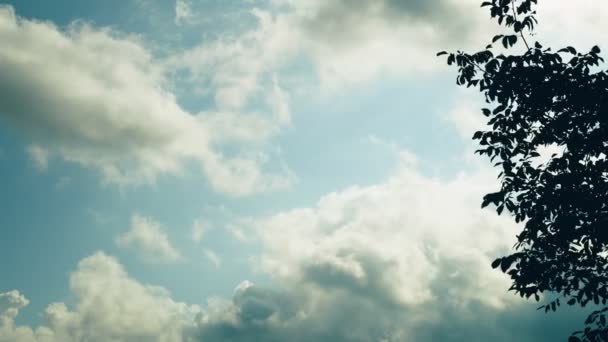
[0,0,606,341]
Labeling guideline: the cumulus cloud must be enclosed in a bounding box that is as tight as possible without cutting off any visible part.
[115,214,182,264]
[0,252,199,342]
[173,0,608,97]
[0,291,28,322]
[1,184,586,342]
[0,5,293,196]
[192,157,585,341]
[261,0,491,88]
[252,159,518,309]
[284,0,608,88]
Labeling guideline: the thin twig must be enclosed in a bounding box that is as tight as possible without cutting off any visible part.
[512,0,530,51]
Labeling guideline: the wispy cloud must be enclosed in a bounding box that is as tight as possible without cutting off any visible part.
[191,219,209,243]
[203,248,222,268]
[116,214,182,264]
[174,0,193,25]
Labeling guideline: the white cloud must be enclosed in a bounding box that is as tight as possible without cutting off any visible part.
[535,1,608,50]
[174,0,193,26]
[169,9,299,112]
[116,214,182,264]
[173,0,608,100]
[0,5,293,196]
[252,157,518,310]
[1,228,583,342]
[191,219,210,243]
[188,154,581,341]
[26,145,49,171]
[0,291,28,321]
[0,252,199,342]
[260,0,493,90]
[203,249,222,268]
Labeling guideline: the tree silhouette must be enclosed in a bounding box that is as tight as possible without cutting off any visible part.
[439,0,608,340]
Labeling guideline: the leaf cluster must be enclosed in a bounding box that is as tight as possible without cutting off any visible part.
[440,1,608,340]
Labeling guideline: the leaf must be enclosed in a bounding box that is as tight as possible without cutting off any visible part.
[492,34,504,43]
[437,51,448,56]
[493,104,506,114]
[559,46,577,54]
[497,204,504,215]
[514,21,523,33]
[447,54,455,65]
[500,255,511,272]
[440,1,608,339]
[568,337,581,342]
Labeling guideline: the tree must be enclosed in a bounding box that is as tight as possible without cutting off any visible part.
[439,0,608,340]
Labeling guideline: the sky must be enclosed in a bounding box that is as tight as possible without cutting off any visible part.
[0,0,607,341]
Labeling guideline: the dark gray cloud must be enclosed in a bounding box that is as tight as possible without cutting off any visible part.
[299,0,477,47]
[194,279,588,342]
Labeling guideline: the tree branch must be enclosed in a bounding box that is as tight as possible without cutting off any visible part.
[512,0,530,51]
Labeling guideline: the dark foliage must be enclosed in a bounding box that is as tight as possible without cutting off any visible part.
[439,0,608,340]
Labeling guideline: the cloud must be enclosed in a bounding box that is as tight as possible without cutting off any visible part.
[203,249,222,269]
[174,0,193,26]
[192,156,586,341]
[180,0,608,98]
[262,0,492,89]
[294,0,476,46]
[535,1,608,50]
[168,9,297,114]
[115,214,182,264]
[191,219,210,243]
[0,291,28,321]
[0,252,199,342]
[0,5,293,196]
[1,235,587,342]
[26,145,49,171]
[252,158,518,309]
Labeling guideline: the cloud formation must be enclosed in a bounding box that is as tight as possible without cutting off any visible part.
[267,0,490,88]
[193,157,584,341]
[3,1,606,340]
[174,0,193,26]
[116,214,182,264]
[1,157,586,341]
[0,253,199,342]
[0,5,292,196]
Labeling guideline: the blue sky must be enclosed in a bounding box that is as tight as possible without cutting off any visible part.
[0,0,604,341]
